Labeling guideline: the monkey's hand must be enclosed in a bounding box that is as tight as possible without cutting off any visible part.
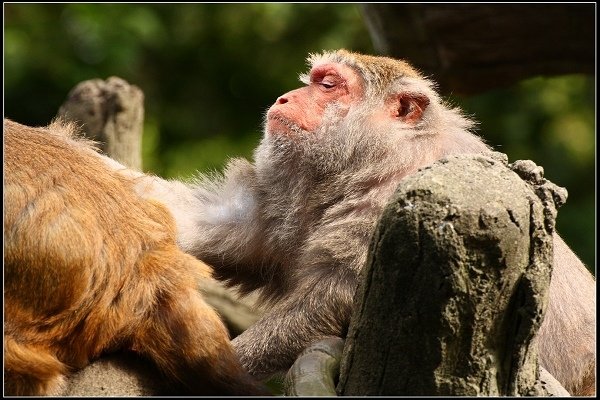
[231,266,357,380]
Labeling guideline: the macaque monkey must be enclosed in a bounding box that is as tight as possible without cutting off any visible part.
[121,50,595,396]
[3,119,268,396]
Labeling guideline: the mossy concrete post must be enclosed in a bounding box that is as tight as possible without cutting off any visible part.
[337,152,566,396]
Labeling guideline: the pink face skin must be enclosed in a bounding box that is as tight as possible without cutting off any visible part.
[266,63,364,136]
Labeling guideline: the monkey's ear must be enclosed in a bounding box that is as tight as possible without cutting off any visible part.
[392,92,430,124]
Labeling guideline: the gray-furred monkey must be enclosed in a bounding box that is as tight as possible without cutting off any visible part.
[123,49,595,396]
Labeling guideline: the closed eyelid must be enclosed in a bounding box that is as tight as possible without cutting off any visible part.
[299,69,347,89]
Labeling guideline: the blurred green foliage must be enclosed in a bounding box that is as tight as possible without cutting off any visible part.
[4,3,595,272]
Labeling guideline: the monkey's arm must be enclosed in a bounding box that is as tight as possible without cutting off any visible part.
[232,262,359,380]
[107,156,266,284]
[232,212,374,379]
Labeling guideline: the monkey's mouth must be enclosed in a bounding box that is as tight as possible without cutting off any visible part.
[266,112,305,135]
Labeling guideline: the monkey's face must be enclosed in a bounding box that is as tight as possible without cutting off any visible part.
[265,62,364,137]
[256,51,438,179]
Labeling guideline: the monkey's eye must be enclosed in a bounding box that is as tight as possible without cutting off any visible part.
[317,75,340,90]
[310,70,342,91]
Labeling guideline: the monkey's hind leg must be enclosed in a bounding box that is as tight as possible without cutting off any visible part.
[4,336,68,396]
[130,284,268,396]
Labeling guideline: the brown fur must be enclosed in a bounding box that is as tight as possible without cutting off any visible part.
[3,119,268,396]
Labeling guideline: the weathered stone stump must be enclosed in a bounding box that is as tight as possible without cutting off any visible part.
[57,76,145,171]
[63,353,163,396]
[336,152,566,396]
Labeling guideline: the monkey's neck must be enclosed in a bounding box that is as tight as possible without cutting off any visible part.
[258,166,406,257]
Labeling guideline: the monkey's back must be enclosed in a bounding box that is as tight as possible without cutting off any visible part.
[3,118,211,369]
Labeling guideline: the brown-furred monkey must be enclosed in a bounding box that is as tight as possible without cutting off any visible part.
[3,119,269,396]
[127,50,595,396]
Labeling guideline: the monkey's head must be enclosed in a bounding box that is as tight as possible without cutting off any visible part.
[257,49,486,188]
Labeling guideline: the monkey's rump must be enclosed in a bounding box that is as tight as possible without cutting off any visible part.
[4,121,198,357]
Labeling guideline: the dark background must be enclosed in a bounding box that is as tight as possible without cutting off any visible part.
[4,3,595,272]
